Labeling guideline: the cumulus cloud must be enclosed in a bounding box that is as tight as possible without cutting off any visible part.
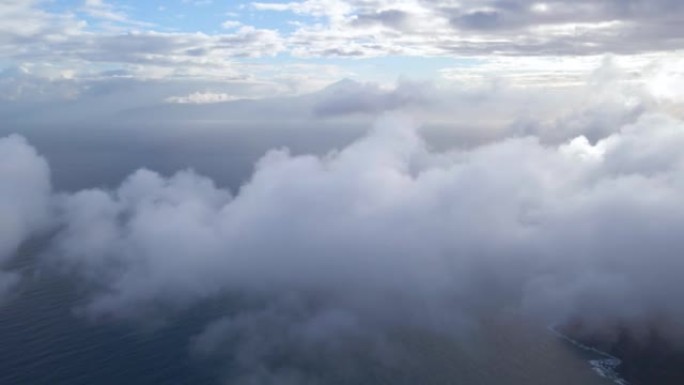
[0,106,668,380]
[0,135,52,298]
[2,57,684,381]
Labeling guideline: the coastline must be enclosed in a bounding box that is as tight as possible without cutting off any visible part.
[548,325,629,385]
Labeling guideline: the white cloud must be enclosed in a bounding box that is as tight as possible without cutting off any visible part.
[4,1,684,381]
[0,135,52,299]
[2,67,684,379]
[0,0,83,43]
[251,0,684,57]
[35,110,684,342]
[0,2,285,92]
[253,0,353,19]
[221,20,242,29]
[3,0,684,107]
[165,91,241,104]
[83,0,130,23]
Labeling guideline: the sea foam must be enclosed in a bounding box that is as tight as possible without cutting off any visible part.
[548,325,629,385]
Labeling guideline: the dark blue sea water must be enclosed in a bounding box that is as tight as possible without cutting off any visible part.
[0,273,221,385]
[0,265,616,385]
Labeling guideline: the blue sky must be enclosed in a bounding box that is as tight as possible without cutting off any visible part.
[44,0,313,34]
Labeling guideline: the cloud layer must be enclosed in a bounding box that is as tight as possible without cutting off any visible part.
[255,0,684,57]
[3,104,684,381]
[3,0,684,109]
[0,135,51,297]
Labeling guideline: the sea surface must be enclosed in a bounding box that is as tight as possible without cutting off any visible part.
[0,262,617,385]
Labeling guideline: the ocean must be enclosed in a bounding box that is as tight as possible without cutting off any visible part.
[0,264,617,385]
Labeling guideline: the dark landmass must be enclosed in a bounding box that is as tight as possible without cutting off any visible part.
[610,333,684,385]
[562,321,684,385]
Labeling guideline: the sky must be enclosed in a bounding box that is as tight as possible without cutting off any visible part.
[3,1,684,384]
[4,0,684,107]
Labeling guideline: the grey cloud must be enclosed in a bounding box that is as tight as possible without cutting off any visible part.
[5,2,684,381]
[67,29,284,66]
[3,98,684,381]
[510,81,652,144]
[440,0,684,29]
[190,298,392,385]
[32,110,684,342]
[0,66,84,102]
[0,61,664,150]
[2,57,684,383]
[8,54,678,167]
[453,9,507,31]
[0,0,81,43]
[0,135,52,299]
[440,0,684,53]
[1,3,284,85]
[4,0,684,101]
[313,79,433,117]
[255,0,684,57]
[352,9,411,30]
